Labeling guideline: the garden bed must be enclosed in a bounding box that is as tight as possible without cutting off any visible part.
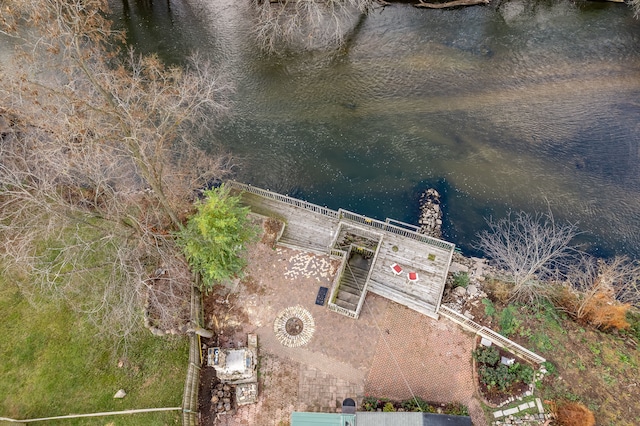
[473,338,534,406]
[361,396,468,415]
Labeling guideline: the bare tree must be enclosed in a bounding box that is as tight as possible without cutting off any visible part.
[632,0,640,19]
[251,0,374,53]
[476,210,579,304]
[0,0,232,348]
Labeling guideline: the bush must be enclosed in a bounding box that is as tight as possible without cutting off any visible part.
[383,402,396,412]
[362,396,389,411]
[443,402,469,416]
[177,185,257,291]
[473,346,500,366]
[499,305,521,336]
[555,401,596,426]
[554,286,630,331]
[621,310,640,341]
[482,298,496,317]
[402,397,433,412]
[485,279,512,303]
[478,362,534,392]
[453,271,470,288]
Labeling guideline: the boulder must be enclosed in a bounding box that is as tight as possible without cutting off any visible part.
[449,262,469,274]
[453,286,467,297]
[466,284,478,296]
[113,389,126,399]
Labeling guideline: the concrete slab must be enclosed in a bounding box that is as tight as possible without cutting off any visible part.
[503,407,519,416]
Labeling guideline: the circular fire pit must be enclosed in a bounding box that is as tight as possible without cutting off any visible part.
[273,306,315,347]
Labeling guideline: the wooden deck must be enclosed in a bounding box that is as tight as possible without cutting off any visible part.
[228,182,455,319]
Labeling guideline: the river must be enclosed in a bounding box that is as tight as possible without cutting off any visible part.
[110,0,640,257]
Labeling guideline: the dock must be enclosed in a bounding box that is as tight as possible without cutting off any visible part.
[227,181,455,320]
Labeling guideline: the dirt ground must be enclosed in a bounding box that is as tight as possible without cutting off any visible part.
[198,218,486,426]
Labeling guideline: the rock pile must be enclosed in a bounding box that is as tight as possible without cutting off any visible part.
[211,383,234,414]
[418,188,442,238]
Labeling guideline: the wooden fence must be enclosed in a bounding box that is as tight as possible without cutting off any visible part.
[182,284,204,426]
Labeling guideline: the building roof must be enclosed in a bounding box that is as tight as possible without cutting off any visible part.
[291,412,472,426]
[291,412,355,426]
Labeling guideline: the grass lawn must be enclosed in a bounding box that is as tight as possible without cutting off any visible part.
[0,279,188,425]
[476,291,640,426]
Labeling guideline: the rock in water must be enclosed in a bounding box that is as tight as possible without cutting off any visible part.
[418,188,443,238]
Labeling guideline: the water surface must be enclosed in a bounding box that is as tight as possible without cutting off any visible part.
[110,0,640,257]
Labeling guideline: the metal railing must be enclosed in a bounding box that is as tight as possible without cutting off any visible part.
[438,305,546,364]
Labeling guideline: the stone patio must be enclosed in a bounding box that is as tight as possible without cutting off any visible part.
[212,242,486,426]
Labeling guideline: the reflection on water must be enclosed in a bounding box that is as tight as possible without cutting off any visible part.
[110,0,640,257]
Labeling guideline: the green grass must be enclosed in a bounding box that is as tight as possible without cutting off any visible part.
[0,280,188,425]
[483,300,640,426]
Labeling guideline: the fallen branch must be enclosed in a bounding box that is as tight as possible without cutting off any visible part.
[414,0,489,8]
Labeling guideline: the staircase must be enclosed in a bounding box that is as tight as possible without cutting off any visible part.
[333,263,369,312]
[330,251,372,316]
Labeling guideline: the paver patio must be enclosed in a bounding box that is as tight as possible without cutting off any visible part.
[212,242,485,425]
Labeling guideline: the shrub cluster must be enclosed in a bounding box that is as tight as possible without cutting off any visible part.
[453,271,470,288]
[473,346,534,392]
[361,396,468,416]
[553,286,630,331]
[554,401,596,426]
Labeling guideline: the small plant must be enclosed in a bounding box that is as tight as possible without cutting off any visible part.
[402,397,431,412]
[482,298,496,317]
[362,396,382,411]
[499,305,521,337]
[541,361,557,376]
[383,402,396,412]
[443,402,469,416]
[453,271,470,288]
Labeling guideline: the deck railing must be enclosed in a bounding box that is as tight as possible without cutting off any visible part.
[438,305,546,365]
[338,209,455,252]
[227,181,340,219]
[227,181,455,253]
[330,248,346,258]
[327,303,358,318]
[385,218,420,231]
